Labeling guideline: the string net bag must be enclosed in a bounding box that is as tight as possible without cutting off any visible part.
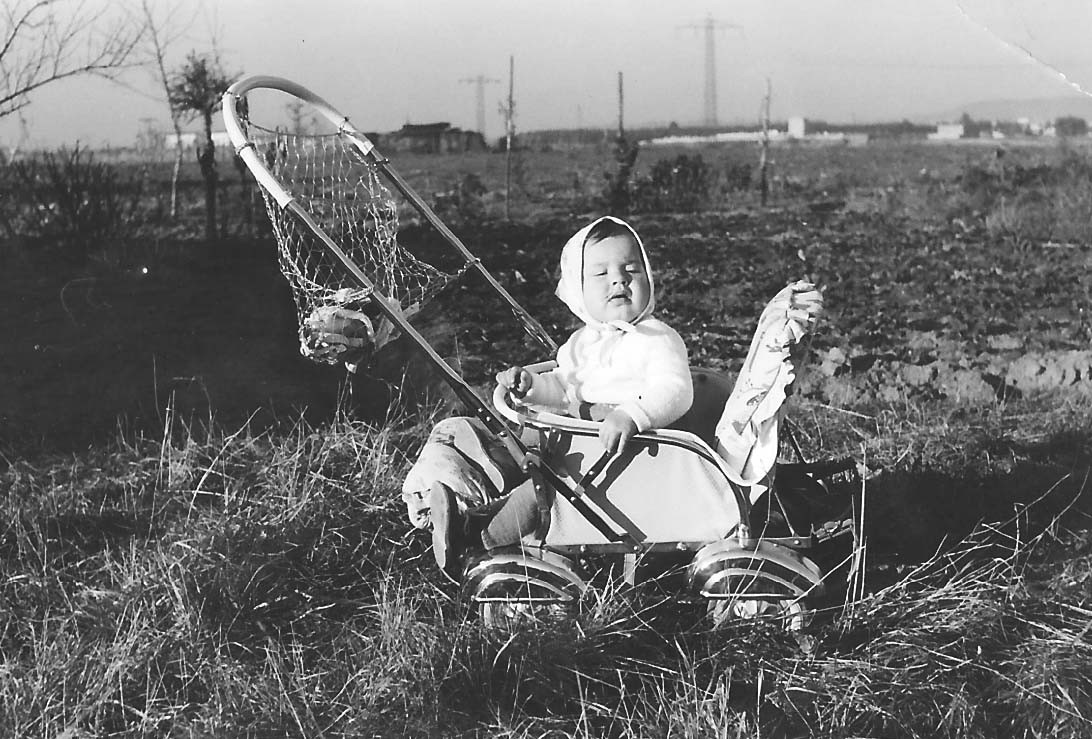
[224,77,555,373]
[240,115,455,366]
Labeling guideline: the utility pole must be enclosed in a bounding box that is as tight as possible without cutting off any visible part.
[759,78,772,206]
[286,98,307,135]
[503,56,515,220]
[608,71,637,214]
[137,117,161,155]
[617,70,624,137]
[679,14,742,127]
[460,74,500,139]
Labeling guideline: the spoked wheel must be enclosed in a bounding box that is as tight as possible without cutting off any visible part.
[707,596,810,632]
[707,597,816,654]
[464,548,587,634]
[478,600,573,633]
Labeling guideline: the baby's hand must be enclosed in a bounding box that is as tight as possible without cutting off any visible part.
[599,409,638,455]
[496,366,533,398]
[788,280,823,321]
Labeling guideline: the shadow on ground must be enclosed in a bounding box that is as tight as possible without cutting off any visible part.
[0,238,408,459]
[865,433,1092,564]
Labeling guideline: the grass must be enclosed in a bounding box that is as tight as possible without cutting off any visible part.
[3,139,1092,736]
[0,388,1089,737]
[772,528,1092,737]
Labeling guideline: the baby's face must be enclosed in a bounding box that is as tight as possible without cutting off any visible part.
[581,234,650,323]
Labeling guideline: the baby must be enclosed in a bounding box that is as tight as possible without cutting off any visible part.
[496,215,693,453]
[419,216,694,572]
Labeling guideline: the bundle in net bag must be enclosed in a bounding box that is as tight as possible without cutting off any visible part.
[301,305,374,366]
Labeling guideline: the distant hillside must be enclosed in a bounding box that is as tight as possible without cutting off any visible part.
[930,95,1092,123]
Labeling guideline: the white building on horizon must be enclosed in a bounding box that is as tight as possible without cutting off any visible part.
[928,123,964,140]
[164,131,233,149]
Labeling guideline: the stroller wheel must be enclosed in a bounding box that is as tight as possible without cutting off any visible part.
[707,597,810,632]
[463,549,587,634]
[479,600,573,633]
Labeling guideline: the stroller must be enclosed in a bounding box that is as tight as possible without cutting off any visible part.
[222,75,863,634]
[467,362,860,631]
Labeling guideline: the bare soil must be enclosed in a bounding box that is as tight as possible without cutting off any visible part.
[5,192,1090,463]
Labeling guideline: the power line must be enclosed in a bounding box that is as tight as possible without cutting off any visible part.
[460,74,500,138]
[679,14,742,127]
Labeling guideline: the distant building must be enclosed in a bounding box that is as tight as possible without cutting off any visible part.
[997,119,1029,137]
[927,123,964,141]
[787,117,806,138]
[384,123,487,154]
[164,132,197,148]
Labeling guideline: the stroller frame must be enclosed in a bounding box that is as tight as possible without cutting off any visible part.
[465,363,861,631]
[221,74,861,633]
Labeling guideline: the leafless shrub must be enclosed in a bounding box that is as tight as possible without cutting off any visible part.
[5,145,145,258]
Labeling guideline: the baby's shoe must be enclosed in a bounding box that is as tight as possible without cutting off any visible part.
[430,483,499,579]
[430,482,459,575]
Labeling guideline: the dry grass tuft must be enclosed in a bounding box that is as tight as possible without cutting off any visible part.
[0,392,1090,736]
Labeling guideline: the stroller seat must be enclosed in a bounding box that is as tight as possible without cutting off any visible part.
[493,363,757,550]
[668,367,736,446]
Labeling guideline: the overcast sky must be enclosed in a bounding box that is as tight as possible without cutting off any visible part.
[3,0,1091,148]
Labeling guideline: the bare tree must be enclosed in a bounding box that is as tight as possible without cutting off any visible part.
[168,51,233,241]
[140,0,195,218]
[1,0,143,119]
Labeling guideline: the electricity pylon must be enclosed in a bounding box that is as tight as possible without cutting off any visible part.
[460,74,500,138]
[679,14,742,127]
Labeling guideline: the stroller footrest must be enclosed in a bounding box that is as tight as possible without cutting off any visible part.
[778,457,858,484]
[813,516,855,543]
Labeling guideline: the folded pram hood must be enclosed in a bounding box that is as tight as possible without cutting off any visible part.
[715,281,823,486]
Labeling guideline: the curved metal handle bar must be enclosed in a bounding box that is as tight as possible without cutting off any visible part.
[221,76,595,535]
[221,74,557,355]
[223,75,365,207]
[222,75,525,459]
